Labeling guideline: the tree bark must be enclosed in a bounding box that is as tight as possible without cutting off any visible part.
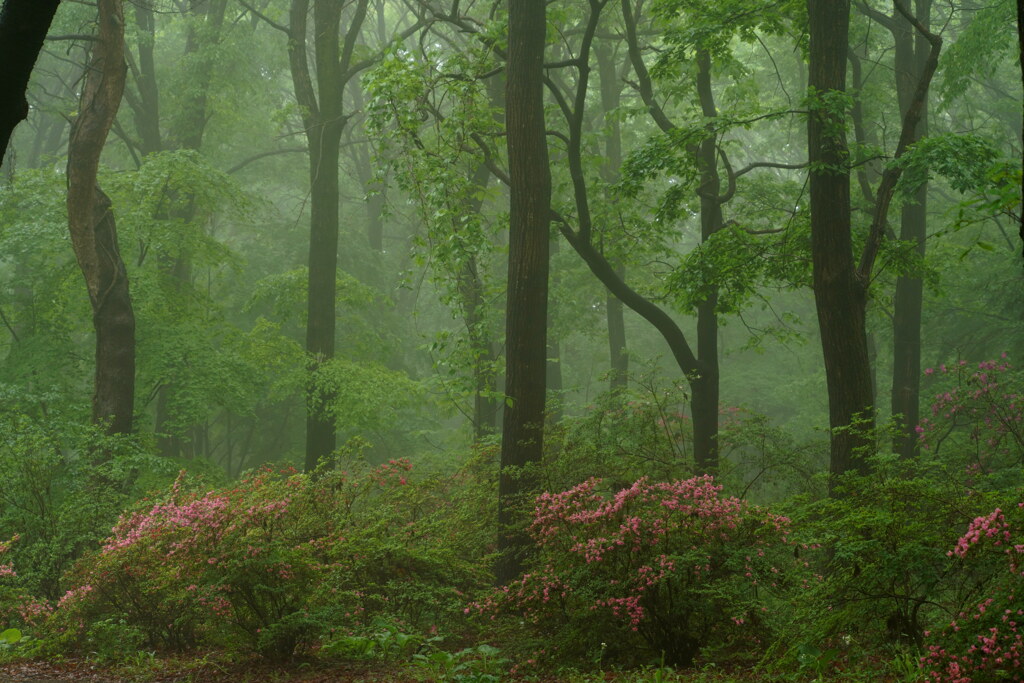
[693,49,723,474]
[497,0,550,584]
[890,0,931,459]
[807,0,873,479]
[0,0,61,166]
[66,0,136,435]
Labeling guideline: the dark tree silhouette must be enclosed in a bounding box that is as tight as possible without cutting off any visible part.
[497,0,551,584]
[0,0,61,165]
[807,0,873,479]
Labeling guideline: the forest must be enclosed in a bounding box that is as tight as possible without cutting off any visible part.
[0,0,1022,680]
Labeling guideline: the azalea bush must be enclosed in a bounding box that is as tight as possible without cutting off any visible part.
[470,475,805,667]
[921,501,1024,682]
[0,535,52,632]
[0,413,159,602]
[918,356,1024,479]
[49,459,486,659]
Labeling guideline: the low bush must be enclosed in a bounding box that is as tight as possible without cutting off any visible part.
[48,458,487,660]
[469,475,805,668]
[921,501,1024,682]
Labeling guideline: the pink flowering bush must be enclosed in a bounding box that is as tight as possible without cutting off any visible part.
[918,356,1023,474]
[470,475,802,667]
[49,460,485,659]
[0,535,53,631]
[921,501,1024,682]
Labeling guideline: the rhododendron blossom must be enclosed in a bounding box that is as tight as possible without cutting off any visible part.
[475,475,803,667]
[922,500,1024,682]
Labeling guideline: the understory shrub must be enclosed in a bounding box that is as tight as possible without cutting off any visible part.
[543,372,694,492]
[49,459,487,659]
[785,452,984,658]
[780,358,1024,663]
[470,475,806,668]
[0,412,159,631]
[921,501,1024,682]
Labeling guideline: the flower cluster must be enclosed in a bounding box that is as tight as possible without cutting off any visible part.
[49,460,480,659]
[918,356,1023,468]
[922,501,1024,682]
[474,476,800,667]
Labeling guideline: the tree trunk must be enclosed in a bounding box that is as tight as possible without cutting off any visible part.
[66,0,136,435]
[497,0,550,585]
[595,42,629,393]
[1018,0,1024,259]
[304,102,343,471]
[0,0,61,165]
[890,0,931,459]
[547,238,563,424]
[693,49,723,474]
[807,0,874,479]
[288,0,364,471]
[614,0,718,470]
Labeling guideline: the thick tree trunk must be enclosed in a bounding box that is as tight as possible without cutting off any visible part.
[497,0,550,585]
[66,0,136,435]
[890,0,930,459]
[0,0,61,165]
[807,0,874,479]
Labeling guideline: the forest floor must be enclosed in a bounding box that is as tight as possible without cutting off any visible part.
[0,657,910,683]
[0,646,916,682]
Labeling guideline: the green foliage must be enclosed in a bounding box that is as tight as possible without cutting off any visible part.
[666,223,804,315]
[782,447,1006,662]
[0,168,89,409]
[108,149,251,268]
[83,618,147,664]
[651,0,801,63]
[544,371,695,490]
[938,0,1016,107]
[471,476,805,669]
[310,358,422,436]
[893,133,1004,198]
[320,616,440,660]
[410,642,508,682]
[0,413,164,603]
[49,460,488,659]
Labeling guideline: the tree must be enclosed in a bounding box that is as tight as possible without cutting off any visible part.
[497,0,551,584]
[1018,0,1024,258]
[807,0,873,478]
[808,0,940,479]
[122,0,230,458]
[66,0,135,434]
[870,1,933,460]
[0,0,61,166]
